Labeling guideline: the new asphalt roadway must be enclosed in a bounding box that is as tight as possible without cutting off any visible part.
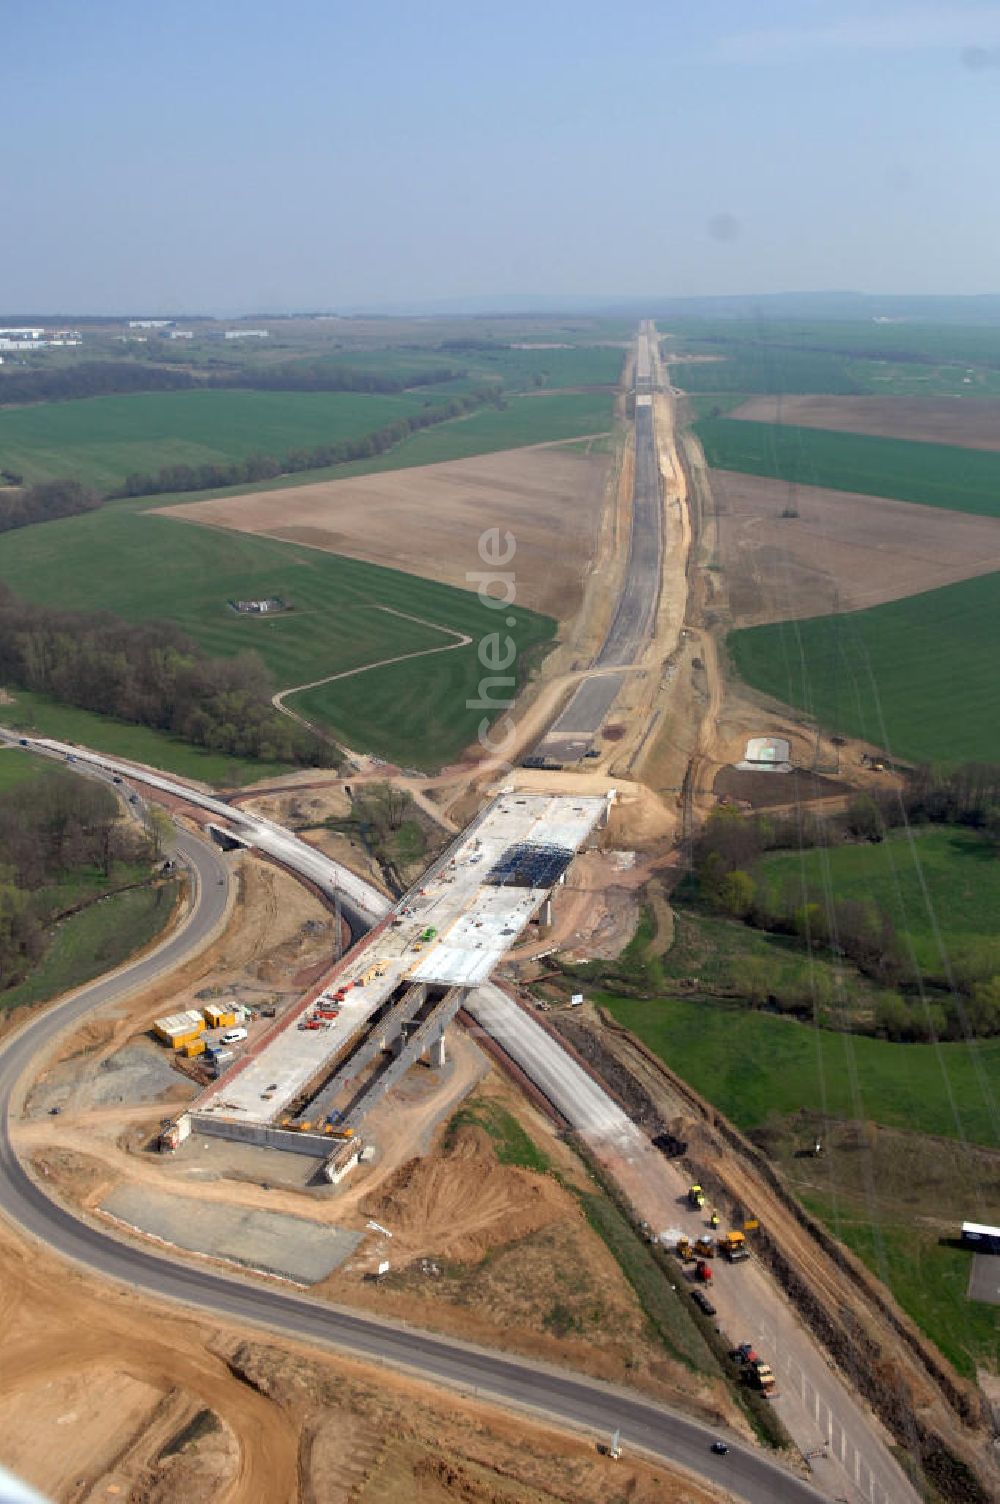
[533,333,663,760]
[0,830,827,1503]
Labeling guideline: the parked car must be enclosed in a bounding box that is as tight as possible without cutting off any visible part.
[220,1028,248,1045]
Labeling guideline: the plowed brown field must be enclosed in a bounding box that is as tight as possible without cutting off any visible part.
[157,444,611,620]
[712,469,1000,625]
[729,394,1000,451]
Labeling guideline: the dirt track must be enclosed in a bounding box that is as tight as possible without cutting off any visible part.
[730,394,1000,452]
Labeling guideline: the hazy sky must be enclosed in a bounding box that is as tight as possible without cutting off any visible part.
[5,0,1000,312]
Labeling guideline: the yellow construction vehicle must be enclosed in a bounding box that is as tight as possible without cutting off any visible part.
[709,1209,720,1229]
[688,1184,706,1209]
[693,1236,716,1259]
[675,1236,694,1261]
[722,1230,749,1263]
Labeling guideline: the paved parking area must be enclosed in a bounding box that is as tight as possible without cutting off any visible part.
[968,1253,1000,1305]
[101,1182,362,1284]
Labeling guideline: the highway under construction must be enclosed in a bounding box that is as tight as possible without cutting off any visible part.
[182,790,610,1151]
[0,324,942,1504]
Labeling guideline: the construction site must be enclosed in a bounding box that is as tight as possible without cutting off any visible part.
[1,318,998,1504]
[168,792,609,1171]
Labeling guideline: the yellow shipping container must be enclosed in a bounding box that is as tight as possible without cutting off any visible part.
[184,1038,206,1058]
[203,1005,237,1029]
[153,1009,206,1048]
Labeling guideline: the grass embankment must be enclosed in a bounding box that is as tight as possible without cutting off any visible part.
[727,571,1000,765]
[0,389,447,489]
[0,503,556,771]
[445,1099,550,1172]
[600,993,999,1146]
[0,879,180,1013]
[755,826,1000,977]
[695,417,1000,519]
[0,691,297,785]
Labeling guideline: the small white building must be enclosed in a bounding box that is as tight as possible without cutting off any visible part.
[224,328,269,339]
[129,319,173,329]
[736,736,792,773]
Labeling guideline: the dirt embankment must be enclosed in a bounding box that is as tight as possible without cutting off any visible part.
[359,1122,562,1264]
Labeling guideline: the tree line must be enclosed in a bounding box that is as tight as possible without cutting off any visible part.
[111,389,497,499]
[0,357,468,408]
[0,478,102,533]
[0,361,195,405]
[690,767,1000,1041]
[215,362,468,394]
[0,770,155,992]
[0,587,326,768]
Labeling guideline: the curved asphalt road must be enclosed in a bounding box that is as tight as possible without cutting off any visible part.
[0,829,825,1502]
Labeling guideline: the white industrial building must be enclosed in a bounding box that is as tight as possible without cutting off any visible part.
[0,327,81,351]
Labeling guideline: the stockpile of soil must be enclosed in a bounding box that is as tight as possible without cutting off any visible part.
[360,1124,563,1263]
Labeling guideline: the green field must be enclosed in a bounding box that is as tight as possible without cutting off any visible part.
[800,1192,997,1380]
[460,345,625,391]
[0,691,299,785]
[292,633,552,770]
[666,316,1000,401]
[695,417,1000,519]
[667,349,864,395]
[1,386,612,501]
[666,317,1000,366]
[727,571,1000,765]
[0,880,179,1013]
[0,388,445,489]
[755,827,1000,976]
[329,390,613,471]
[0,746,52,791]
[600,993,1000,1145]
[649,906,887,1014]
[0,502,556,771]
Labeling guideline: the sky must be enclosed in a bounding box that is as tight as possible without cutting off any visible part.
[4,0,1000,313]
